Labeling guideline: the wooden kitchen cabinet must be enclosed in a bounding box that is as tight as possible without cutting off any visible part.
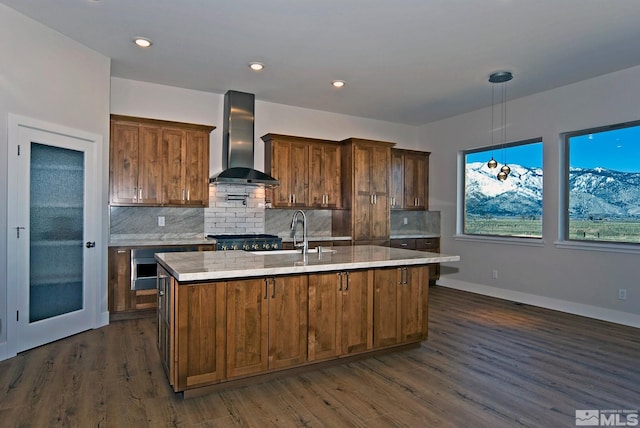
[373,265,429,348]
[109,115,214,207]
[162,126,211,206]
[158,270,227,392]
[390,149,430,210]
[308,142,342,208]
[308,270,373,361]
[333,138,394,245]
[109,120,162,205]
[262,134,309,207]
[226,275,308,379]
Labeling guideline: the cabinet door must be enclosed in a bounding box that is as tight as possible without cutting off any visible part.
[109,122,139,204]
[390,151,404,209]
[107,247,131,312]
[268,275,308,369]
[226,278,269,378]
[400,266,429,342]
[309,144,342,208]
[340,270,373,354]
[404,154,427,210]
[353,144,373,240]
[270,141,308,207]
[290,142,308,207]
[157,266,172,382]
[137,125,162,204]
[373,266,429,348]
[370,145,390,240]
[308,272,342,361]
[183,130,209,206]
[175,282,226,391]
[162,127,186,205]
[373,267,401,348]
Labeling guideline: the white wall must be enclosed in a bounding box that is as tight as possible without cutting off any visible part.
[110,77,422,178]
[0,4,111,359]
[422,65,640,326]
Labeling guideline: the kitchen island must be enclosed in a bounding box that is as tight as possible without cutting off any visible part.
[155,245,459,397]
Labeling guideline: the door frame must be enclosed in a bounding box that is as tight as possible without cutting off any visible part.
[4,114,106,359]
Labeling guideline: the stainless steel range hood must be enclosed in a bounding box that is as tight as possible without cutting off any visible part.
[209,90,279,187]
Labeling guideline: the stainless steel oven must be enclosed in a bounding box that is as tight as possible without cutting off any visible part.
[131,246,199,290]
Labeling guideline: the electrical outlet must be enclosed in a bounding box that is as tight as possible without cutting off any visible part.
[403,217,408,225]
[492,270,498,279]
[158,216,165,227]
[618,288,627,300]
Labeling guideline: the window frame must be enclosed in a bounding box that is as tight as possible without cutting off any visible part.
[457,137,544,245]
[557,120,640,253]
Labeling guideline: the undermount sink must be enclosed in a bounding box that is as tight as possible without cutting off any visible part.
[249,247,336,256]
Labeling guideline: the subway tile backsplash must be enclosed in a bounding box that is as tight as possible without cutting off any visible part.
[204,185,266,234]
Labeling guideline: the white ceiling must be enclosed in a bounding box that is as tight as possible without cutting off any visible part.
[4,0,640,125]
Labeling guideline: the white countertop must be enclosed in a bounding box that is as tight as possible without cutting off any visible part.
[390,234,440,239]
[156,245,460,282]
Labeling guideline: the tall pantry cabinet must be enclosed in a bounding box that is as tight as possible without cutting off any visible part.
[333,138,394,245]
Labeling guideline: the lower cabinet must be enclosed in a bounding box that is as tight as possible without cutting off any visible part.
[226,275,308,379]
[373,266,429,348]
[307,270,373,361]
[160,266,430,393]
[158,268,226,392]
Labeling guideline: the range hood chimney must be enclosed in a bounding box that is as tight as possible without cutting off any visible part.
[209,90,279,187]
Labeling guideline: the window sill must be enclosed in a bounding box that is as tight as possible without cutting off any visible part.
[554,240,640,255]
[454,234,545,247]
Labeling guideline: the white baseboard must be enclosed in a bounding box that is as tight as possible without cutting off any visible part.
[437,278,640,329]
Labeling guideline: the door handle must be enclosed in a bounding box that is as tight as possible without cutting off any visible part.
[85,241,96,248]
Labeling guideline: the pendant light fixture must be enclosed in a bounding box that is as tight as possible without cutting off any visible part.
[488,71,513,180]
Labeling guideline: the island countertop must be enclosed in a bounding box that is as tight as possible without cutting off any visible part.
[155,245,460,282]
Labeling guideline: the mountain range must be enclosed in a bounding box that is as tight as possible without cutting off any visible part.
[465,162,640,219]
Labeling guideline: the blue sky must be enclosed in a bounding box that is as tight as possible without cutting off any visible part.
[467,125,640,172]
[570,126,640,173]
[467,142,543,168]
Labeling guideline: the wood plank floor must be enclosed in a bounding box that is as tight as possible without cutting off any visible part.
[1,286,638,427]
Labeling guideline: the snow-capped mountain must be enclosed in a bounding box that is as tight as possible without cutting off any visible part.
[465,162,640,219]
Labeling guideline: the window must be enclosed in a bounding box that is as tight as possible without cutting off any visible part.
[462,139,543,238]
[562,121,640,244]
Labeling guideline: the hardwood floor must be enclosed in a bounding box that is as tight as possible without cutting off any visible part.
[1,286,638,427]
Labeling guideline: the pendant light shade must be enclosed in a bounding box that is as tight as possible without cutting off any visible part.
[497,171,508,181]
[501,164,511,175]
[487,157,498,169]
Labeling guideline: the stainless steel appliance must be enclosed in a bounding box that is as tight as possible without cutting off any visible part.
[131,246,199,290]
[207,234,282,251]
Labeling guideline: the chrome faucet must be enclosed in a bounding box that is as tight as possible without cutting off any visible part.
[290,210,308,254]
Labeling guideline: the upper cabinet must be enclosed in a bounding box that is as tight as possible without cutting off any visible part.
[390,149,430,210]
[109,115,214,207]
[262,134,342,209]
[308,142,342,208]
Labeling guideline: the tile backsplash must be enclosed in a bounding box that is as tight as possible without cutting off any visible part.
[109,184,440,241]
[109,206,204,241]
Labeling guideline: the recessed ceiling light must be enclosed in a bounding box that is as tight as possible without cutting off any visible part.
[134,37,152,48]
[331,80,345,88]
[249,62,264,71]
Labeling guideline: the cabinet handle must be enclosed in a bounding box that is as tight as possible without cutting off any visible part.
[133,187,137,200]
[401,243,408,247]
[158,290,165,296]
[338,272,343,291]
[271,278,277,298]
[374,194,378,204]
[264,278,269,299]
[370,194,374,204]
[325,194,329,204]
[186,189,190,201]
[345,272,350,291]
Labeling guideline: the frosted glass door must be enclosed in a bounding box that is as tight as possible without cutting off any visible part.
[29,143,84,322]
